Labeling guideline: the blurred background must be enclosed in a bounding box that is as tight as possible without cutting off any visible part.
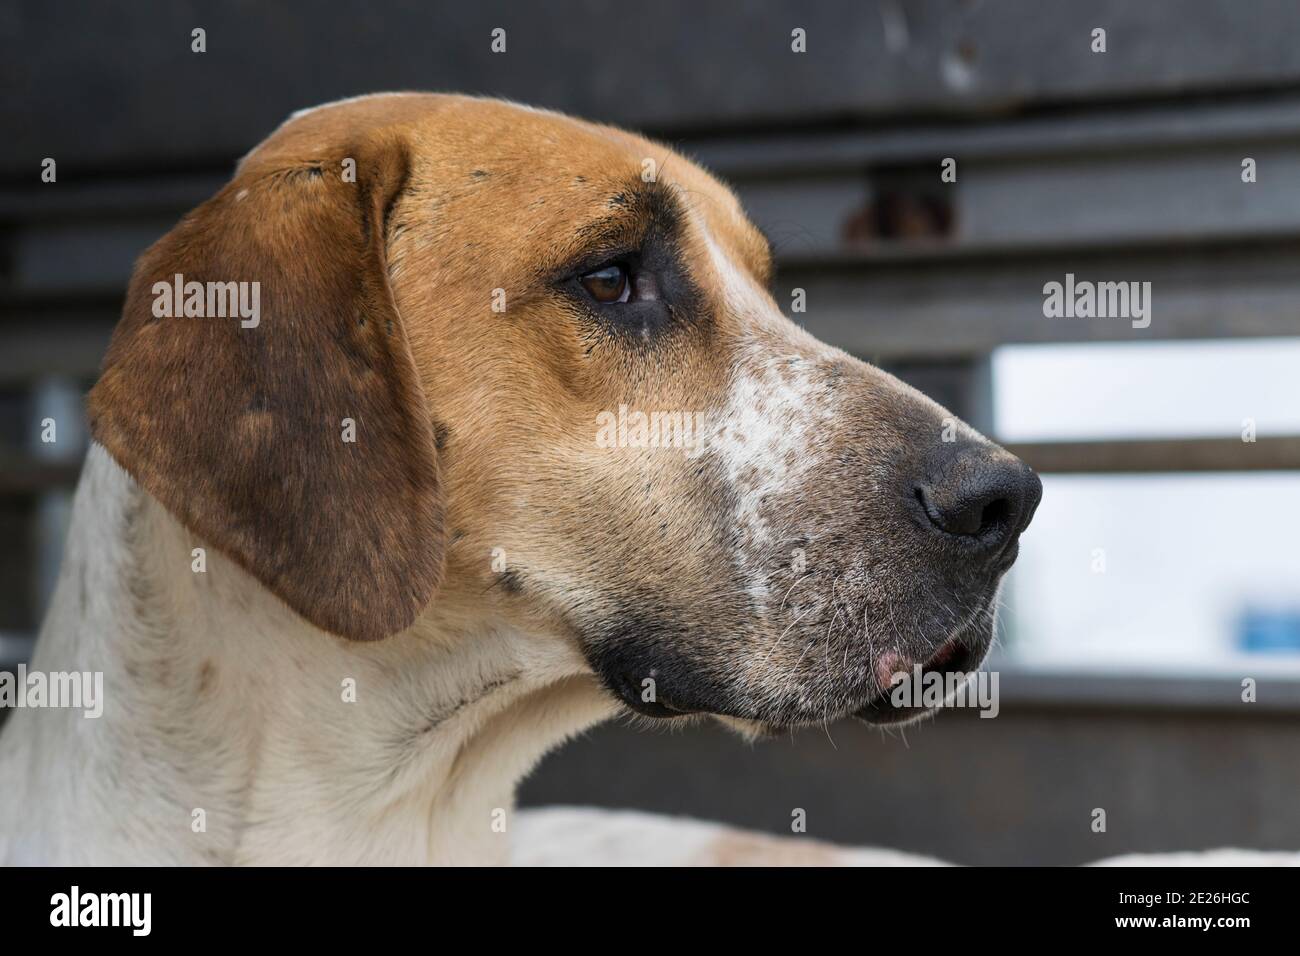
[2,0,1298,864]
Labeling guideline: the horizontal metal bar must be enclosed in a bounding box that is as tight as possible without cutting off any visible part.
[1004,436,1300,473]
[731,143,1300,260]
[0,311,114,383]
[691,92,1300,176]
[786,238,1300,358]
[985,665,1300,713]
[0,459,82,495]
[0,174,224,221]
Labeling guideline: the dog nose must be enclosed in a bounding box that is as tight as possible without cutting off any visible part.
[914,442,1042,556]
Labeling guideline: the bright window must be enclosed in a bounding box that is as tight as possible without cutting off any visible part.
[993,340,1300,675]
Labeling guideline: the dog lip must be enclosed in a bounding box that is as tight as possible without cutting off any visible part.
[622,695,696,719]
[872,636,962,695]
[602,671,699,719]
[594,606,994,728]
[853,633,990,727]
[991,539,1021,574]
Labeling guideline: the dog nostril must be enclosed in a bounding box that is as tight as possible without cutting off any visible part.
[914,448,1040,550]
[916,485,1010,537]
[976,496,1010,536]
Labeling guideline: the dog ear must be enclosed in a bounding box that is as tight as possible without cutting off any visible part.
[87,131,444,641]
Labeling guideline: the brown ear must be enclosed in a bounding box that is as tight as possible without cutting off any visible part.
[88,131,443,641]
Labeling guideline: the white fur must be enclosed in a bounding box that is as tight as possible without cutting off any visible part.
[0,446,615,865]
[1089,849,1300,866]
[712,354,839,600]
[513,813,1300,866]
[701,232,841,609]
[513,806,948,866]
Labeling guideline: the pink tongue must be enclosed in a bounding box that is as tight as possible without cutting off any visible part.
[876,640,963,691]
[874,651,908,692]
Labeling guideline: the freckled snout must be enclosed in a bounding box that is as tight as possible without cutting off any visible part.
[912,440,1043,570]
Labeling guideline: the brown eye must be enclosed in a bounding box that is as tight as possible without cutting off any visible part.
[579,263,630,304]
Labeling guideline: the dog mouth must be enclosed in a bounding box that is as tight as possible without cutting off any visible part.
[712,625,995,737]
[850,631,992,727]
[600,616,996,730]
[590,585,1001,730]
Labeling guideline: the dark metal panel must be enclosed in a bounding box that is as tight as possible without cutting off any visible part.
[11,219,172,293]
[0,310,115,382]
[8,1,1300,174]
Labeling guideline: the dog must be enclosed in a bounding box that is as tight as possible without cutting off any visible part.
[0,93,1040,865]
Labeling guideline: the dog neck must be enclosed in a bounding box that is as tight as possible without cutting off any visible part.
[0,444,615,865]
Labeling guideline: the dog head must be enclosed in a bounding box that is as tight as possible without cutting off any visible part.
[89,93,1040,732]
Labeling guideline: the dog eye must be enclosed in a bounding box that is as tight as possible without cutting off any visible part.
[579,263,631,304]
